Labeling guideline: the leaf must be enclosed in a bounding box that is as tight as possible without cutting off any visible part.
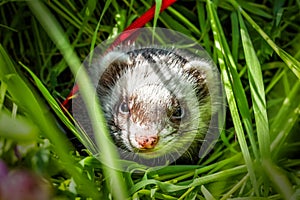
[0,109,39,142]
[27,2,127,199]
[19,62,98,155]
[229,0,300,79]
[201,185,216,200]
[206,0,259,195]
[270,80,300,158]
[238,12,271,160]
[0,44,101,199]
[153,0,162,28]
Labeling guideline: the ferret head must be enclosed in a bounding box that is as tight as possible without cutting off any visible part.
[96,48,215,164]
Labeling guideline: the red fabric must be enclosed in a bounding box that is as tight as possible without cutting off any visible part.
[61,0,177,108]
[61,84,78,108]
[111,0,177,48]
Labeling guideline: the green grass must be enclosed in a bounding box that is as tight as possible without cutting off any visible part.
[0,0,299,199]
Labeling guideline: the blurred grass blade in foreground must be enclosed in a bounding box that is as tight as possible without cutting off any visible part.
[0,44,101,198]
[27,1,128,199]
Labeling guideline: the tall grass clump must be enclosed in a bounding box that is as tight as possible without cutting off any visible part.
[0,0,299,199]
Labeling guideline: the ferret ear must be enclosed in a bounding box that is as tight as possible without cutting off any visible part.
[96,51,132,93]
[99,51,132,72]
[182,59,221,102]
[182,60,216,86]
[88,50,132,88]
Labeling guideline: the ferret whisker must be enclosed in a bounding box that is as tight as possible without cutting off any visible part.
[163,129,179,137]
[178,128,201,134]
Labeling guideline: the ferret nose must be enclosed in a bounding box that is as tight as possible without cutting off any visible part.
[136,135,159,149]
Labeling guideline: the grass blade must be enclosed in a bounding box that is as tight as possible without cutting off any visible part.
[26,2,128,199]
[270,80,300,157]
[238,12,271,161]
[229,0,300,79]
[206,1,260,162]
[153,0,162,29]
[0,45,100,198]
[19,62,99,155]
[0,109,39,142]
[206,0,258,195]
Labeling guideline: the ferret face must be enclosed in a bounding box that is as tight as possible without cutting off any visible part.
[111,71,192,153]
[96,48,213,162]
[114,86,178,150]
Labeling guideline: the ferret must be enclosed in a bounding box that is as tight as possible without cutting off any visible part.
[86,46,223,166]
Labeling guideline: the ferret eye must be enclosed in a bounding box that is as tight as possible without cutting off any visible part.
[171,106,184,120]
[119,102,130,114]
